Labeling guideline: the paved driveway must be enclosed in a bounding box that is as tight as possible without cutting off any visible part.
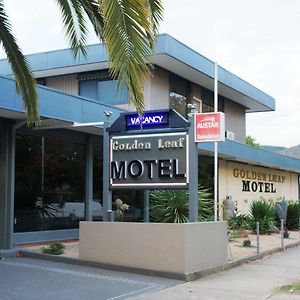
[0,257,180,300]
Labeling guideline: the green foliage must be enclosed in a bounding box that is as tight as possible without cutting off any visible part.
[0,0,164,124]
[279,280,300,294]
[243,239,251,247]
[246,136,261,148]
[227,213,251,240]
[228,213,251,231]
[41,241,65,255]
[249,199,276,234]
[149,187,213,223]
[286,201,300,230]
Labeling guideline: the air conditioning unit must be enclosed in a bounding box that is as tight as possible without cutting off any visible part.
[225,131,235,141]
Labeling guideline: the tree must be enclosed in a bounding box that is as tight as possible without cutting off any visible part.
[246,135,261,148]
[0,0,163,125]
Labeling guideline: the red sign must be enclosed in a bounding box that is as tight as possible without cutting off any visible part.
[194,112,225,142]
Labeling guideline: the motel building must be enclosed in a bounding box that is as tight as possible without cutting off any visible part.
[0,34,300,250]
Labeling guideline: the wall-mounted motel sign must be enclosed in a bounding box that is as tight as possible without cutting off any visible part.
[109,132,189,189]
[194,112,225,142]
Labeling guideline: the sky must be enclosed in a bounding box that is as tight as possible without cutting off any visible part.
[0,0,300,147]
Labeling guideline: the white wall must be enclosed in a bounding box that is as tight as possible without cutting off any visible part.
[219,160,299,216]
[79,221,227,276]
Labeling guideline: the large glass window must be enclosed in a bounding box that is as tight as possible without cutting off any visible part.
[14,133,86,232]
[169,74,189,118]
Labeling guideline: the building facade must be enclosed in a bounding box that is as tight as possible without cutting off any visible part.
[0,34,299,249]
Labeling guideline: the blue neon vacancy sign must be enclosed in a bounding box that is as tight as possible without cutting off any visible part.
[126,111,169,129]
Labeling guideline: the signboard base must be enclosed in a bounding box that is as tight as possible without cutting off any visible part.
[79,221,227,280]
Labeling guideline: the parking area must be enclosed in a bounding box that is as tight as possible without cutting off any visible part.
[0,257,180,300]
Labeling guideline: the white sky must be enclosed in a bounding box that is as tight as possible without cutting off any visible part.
[1,0,299,147]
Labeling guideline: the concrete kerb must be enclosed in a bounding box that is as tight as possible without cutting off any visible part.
[11,240,300,282]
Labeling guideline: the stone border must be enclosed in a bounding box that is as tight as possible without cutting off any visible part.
[5,240,298,282]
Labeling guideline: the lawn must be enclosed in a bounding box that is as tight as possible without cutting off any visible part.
[279,281,300,294]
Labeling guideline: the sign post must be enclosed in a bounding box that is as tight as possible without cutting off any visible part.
[194,107,225,222]
[188,115,199,222]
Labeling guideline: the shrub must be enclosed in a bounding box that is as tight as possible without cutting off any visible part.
[41,241,65,255]
[228,213,251,231]
[149,187,213,223]
[286,201,300,230]
[249,199,276,234]
[243,239,251,247]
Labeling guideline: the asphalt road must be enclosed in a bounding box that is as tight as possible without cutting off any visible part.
[0,257,180,300]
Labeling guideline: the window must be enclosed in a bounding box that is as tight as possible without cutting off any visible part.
[169,74,190,117]
[14,133,86,232]
[79,75,129,105]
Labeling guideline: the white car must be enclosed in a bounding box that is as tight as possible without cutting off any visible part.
[47,201,103,219]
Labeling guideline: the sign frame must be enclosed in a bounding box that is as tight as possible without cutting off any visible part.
[109,131,189,189]
[194,112,225,143]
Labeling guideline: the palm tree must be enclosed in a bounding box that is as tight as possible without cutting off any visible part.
[0,0,163,125]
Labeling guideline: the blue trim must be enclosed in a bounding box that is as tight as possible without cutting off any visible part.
[199,139,300,173]
[0,75,125,123]
[156,34,275,111]
[0,34,275,111]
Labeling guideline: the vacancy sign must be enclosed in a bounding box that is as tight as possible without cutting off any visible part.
[194,112,225,142]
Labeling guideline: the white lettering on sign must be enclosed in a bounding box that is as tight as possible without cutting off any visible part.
[197,117,219,129]
[130,115,164,125]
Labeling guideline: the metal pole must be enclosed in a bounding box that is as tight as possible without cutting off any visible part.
[188,115,198,222]
[256,222,260,255]
[102,112,113,221]
[85,136,93,221]
[143,190,150,222]
[214,62,218,221]
[281,219,284,249]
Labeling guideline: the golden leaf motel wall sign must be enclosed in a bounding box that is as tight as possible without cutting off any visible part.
[109,132,189,189]
[233,168,286,193]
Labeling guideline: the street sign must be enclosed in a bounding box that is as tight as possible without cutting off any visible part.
[194,112,225,142]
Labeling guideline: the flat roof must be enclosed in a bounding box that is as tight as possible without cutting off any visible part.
[0,75,125,129]
[199,139,300,174]
[0,34,275,113]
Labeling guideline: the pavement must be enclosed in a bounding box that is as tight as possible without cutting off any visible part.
[2,232,299,299]
[129,246,300,300]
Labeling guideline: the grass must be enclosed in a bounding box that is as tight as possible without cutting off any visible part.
[279,281,300,294]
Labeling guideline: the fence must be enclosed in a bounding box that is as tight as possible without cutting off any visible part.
[227,217,300,262]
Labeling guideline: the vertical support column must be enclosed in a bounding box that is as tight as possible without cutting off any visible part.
[214,62,219,221]
[188,116,198,222]
[143,190,149,222]
[85,135,93,221]
[0,119,15,249]
[102,126,112,221]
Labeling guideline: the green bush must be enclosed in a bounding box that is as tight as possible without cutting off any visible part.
[243,239,251,247]
[41,241,65,255]
[228,213,251,231]
[286,201,300,230]
[149,187,213,223]
[249,199,276,234]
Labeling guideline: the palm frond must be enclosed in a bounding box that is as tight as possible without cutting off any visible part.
[0,1,39,125]
[56,0,88,58]
[146,0,163,49]
[99,0,163,115]
[78,0,104,40]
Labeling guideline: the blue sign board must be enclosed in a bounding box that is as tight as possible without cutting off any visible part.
[126,112,169,129]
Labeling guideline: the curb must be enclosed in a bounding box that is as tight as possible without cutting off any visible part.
[14,241,300,282]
